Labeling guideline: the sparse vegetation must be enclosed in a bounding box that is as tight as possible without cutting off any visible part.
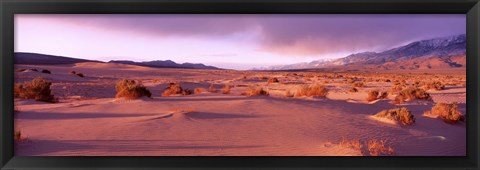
[340,138,362,151]
[339,138,394,156]
[69,71,77,75]
[366,90,379,102]
[295,84,328,97]
[267,77,279,83]
[393,86,431,104]
[349,87,358,93]
[14,77,56,103]
[162,83,191,96]
[182,88,193,95]
[379,92,388,99]
[222,84,231,94]
[422,81,445,91]
[208,84,218,93]
[243,86,269,96]
[374,107,415,125]
[424,103,465,124]
[367,139,394,156]
[115,79,152,99]
[285,90,294,98]
[194,88,207,94]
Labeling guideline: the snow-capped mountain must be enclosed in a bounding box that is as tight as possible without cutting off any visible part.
[255,34,466,71]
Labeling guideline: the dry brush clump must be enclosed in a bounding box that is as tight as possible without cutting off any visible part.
[285,90,294,98]
[295,84,329,97]
[70,71,84,77]
[208,84,218,93]
[340,138,362,151]
[366,90,380,102]
[115,79,152,99]
[194,88,207,94]
[374,107,415,125]
[424,103,465,124]
[222,84,232,94]
[339,138,394,156]
[349,87,358,93]
[162,83,192,96]
[243,86,269,96]
[422,81,445,91]
[367,139,395,156]
[14,77,56,103]
[267,77,279,83]
[393,86,431,104]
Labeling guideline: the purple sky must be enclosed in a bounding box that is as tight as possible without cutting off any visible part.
[15,14,465,70]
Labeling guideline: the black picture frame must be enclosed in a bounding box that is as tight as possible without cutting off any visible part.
[1,0,479,169]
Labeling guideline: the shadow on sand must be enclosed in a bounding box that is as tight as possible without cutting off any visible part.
[16,139,264,156]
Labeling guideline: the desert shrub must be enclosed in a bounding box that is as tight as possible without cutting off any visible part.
[162,83,186,96]
[76,73,84,77]
[423,81,445,91]
[424,103,465,124]
[14,77,56,103]
[295,84,328,97]
[285,90,294,98]
[349,87,358,93]
[41,69,51,74]
[222,84,231,94]
[394,87,431,104]
[379,92,388,99]
[182,88,193,95]
[208,84,218,93]
[367,139,394,156]
[194,88,207,94]
[243,86,268,96]
[30,68,38,72]
[366,90,379,102]
[390,84,403,94]
[374,107,415,125]
[69,71,77,75]
[393,95,406,104]
[115,79,152,99]
[267,77,279,83]
[340,139,362,151]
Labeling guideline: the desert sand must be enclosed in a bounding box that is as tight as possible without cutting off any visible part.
[14,62,466,156]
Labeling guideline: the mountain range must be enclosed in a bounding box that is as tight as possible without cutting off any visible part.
[254,34,466,71]
[15,34,466,71]
[14,53,221,70]
[108,60,219,69]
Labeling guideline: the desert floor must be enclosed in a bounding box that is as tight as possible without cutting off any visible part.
[14,62,466,156]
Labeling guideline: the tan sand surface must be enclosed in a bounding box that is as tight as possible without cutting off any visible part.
[14,63,466,156]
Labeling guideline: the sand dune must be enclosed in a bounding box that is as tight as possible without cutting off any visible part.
[14,63,466,156]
